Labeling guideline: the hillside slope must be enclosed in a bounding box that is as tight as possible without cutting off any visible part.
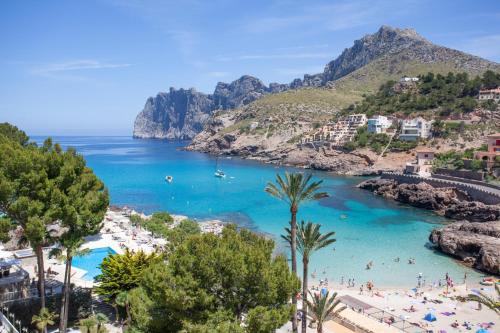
[136,25,499,140]
[187,27,499,174]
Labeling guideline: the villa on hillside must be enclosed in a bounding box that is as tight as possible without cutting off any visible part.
[367,115,393,134]
[398,117,433,141]
[474,133,500,170]
[300,114,367,145]
[478,88,500,102]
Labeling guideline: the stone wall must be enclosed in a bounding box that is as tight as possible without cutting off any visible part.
[381,172,500,205]
[434,168,484,181]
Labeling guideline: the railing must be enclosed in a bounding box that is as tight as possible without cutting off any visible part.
[0,306,26,333]
[340,302,425,333]
[432,173,500,190]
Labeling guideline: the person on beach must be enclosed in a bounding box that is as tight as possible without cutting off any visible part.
[359,284,364,295]
[348,278,352,287]
[341,276,344,285]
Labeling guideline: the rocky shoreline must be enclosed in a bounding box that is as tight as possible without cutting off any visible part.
[358,178,500,275]
[186,142,394,176]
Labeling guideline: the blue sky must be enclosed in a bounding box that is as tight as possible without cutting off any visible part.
[1,0,499,135]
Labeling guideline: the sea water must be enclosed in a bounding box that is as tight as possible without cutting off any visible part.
[33,136,485,287]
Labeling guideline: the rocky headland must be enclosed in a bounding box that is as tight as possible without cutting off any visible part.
[358,178,500,275]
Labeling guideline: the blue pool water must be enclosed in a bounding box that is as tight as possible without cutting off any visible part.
[72,247,116,281]
[33,136,485,287]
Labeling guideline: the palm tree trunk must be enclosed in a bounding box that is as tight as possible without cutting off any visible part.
[59,252,72,333]
[35,244,46,309]
[290,205,298,333]
[317,322,322,333]
[302,257,308,333]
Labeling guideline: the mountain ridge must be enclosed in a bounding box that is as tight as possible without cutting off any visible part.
[133,25,499,139]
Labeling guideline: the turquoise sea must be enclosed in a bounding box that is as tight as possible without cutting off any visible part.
[34,136,484,287]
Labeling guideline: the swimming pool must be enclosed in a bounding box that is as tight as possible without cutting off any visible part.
[72,247,116,281]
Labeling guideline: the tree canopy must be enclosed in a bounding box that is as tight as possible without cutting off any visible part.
[127,225,299,333]
[346,71,500,118]
[94,249,159,304]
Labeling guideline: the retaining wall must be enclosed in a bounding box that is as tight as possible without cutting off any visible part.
[434,168,484,181]
[381,172,500,205]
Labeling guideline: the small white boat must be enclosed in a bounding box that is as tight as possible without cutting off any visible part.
[165,175,173,183]
[214,157,226,178]
[214,170,226,178]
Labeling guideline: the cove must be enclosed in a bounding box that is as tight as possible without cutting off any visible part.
[33,136,484,287]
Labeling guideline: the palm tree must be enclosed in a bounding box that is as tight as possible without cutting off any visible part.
[51,246,90,332]
[283,221,336,333]
[32,308,58,333]
[265,172,329,333]
[306,291,346,333]
[79,316,97,333]
[466,284,499,315]
[116,291,132,327]
[95,313,109,333]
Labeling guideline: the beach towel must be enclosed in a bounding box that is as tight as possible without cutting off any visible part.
[440,311,455,316]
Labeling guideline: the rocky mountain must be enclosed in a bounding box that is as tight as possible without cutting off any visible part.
[134,25,499,139]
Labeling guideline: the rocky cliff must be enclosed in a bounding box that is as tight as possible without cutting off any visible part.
[430,221,500,275]
[133,75,280,139]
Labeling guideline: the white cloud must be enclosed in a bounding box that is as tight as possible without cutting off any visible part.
[215,52,332,62]
[207,71,231,77]
[166,30,198,57]
[32,60,131,80]
[244,0,420,33]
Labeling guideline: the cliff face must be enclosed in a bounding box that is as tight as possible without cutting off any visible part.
[133,76,279,139]
[133,88,214,139]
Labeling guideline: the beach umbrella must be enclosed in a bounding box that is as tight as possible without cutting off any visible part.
[475,329,489,333]
[423,312,436,322]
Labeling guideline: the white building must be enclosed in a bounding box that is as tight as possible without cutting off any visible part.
[405,150,435,177]
[399,76,419,83]
[478,88,500,102]
[399,117,433,141]
[299,114,367,145]
[367,115,392,134]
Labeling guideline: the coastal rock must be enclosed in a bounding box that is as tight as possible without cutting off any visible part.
[357,178,500,222]
[358,178,462,209]
[429,221,500,275]
[445,201,500,222]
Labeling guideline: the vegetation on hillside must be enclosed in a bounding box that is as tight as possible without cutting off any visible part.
[345,71,500,118]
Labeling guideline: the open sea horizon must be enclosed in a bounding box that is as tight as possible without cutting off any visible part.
[32,135,485,288]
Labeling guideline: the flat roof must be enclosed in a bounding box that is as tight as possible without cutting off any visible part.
[487,133,500,138]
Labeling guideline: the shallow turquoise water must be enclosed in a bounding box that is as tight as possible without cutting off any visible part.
[34,136,484,287]
[72,247,116,281]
